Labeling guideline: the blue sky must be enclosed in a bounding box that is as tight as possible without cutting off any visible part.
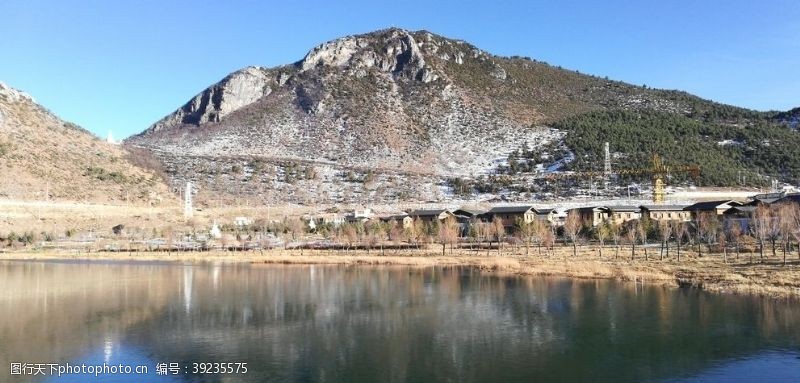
[1,0,798,139]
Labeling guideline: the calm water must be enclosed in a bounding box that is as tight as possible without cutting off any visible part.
[0,260,799,382]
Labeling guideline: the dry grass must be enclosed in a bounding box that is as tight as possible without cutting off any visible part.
[8,245,800,299]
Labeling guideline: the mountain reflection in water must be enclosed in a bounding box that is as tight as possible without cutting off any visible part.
[1,260,798,382]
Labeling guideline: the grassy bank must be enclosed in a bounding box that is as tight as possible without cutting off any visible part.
[5,246,800,299]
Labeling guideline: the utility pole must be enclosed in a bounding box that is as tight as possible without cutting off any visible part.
[184,182,193,219]
[603,142,611,190]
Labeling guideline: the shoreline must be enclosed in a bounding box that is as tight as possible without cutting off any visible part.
[4,248,800,300]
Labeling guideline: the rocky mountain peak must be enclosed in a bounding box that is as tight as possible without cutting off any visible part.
[298,28,434,81]
[140,28,463,135]
[146,66,277,133]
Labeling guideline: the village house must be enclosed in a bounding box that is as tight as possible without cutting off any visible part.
[535,208,556,224]
[452,208,485,221]
[604,206,642,225]
[379,214,414,229]
[745,192,786,206]
[683,200,740,219]
[722,205,757,232]
[407,209,455,224]
[571,206,608,227]
[640,205,691,222]
[480,205,553,229]
[344,207,374,224]
[319,213,345,227]
[452,207,486,236]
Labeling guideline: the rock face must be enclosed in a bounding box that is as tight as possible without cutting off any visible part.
[126,28,760,204]
[149,66,276,132]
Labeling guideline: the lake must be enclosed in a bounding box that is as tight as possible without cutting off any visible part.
[0,260,798,382]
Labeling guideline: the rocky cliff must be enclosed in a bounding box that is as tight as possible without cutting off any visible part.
[127,28,795,205]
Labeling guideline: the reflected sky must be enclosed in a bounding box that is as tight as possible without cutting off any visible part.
[1,260,799,382]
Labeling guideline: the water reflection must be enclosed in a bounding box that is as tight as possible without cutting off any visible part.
[0,260,798,382]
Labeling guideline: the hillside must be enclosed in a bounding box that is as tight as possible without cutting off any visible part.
[0,82,171,203]
[127,28,798,204]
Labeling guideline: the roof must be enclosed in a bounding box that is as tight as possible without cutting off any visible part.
[407,209,450,217]
[752,192,786,201]
[572,206,605,212]
[640,205,689,211]
[485,205,534,214]
[726,206,757,214]
[604,205,641,212]
[777,193,800,204]
[380,214,410,221]
[453,208,485,216]
[535,208,554,214]
[684,200,737,211]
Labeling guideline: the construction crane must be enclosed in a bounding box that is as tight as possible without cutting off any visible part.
[614,154,700,203]
[542,154,700,203]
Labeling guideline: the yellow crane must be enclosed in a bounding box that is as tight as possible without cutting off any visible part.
[543,154,700,203]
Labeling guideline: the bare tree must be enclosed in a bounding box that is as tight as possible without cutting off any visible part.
[438,216,460,256]
[789,203,800,261]
[564,211,582,257]
[696,212,715,257]
[776,202,798,266]
[718,227,728,264]
[658,220,672,260]
[609,222,622,259]
[625,221,637,260]
[700,213,720,260]
[595,222,610,258]
[517,217,535,256]
[769,205,783,258]
[288,217,307,255]
[636,217,651,260]
[492,216,505,255]
[365,220,385,256]
[388,219,404,254]
[751,205,771,263]
[723,218,742,261]
[406,218,424,252]
[343,224,358,253]
[532,220,548,257]
[671,220,688,262]
[474,221,491,256]
[466,218,480,253]
[542,226,556,257]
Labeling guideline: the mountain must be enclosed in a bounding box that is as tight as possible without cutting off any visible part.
[127,28,799,204]
[0,82,170,203]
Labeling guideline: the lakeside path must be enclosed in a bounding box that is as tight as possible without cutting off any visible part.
[5,247,800,299]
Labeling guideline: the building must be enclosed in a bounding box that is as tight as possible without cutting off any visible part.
[452,208,485,220]
[379,214,414,228]
[320,213,345,227]
[451,208,486,237]
[480,205,555,228]
[571,207,608,227]
[640,205,691,222]
[407,209,454,224]
[604,206,642,225]
[683,200,740,219]
[534,208,556,224]
[746,192,788,206]
[343,207,374,224]
[775,193,800,206]
[722,205,757,232]
[233,216,253,227]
